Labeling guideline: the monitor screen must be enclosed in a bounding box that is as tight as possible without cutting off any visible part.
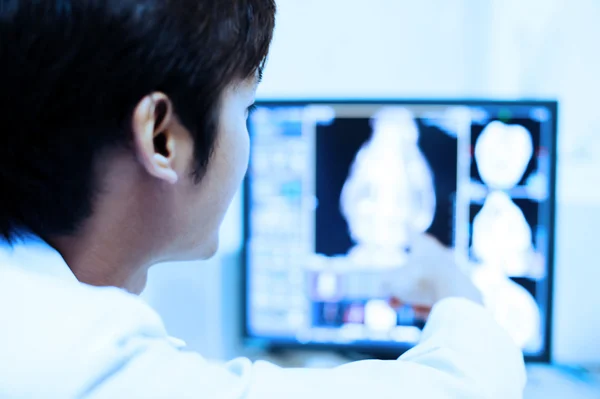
[244,100,556,361]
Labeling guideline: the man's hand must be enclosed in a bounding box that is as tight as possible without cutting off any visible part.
[385,233,483,314]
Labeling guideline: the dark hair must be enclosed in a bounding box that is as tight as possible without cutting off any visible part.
[0,0,276,241]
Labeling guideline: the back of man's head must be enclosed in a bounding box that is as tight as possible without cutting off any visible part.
[0,0,275,241]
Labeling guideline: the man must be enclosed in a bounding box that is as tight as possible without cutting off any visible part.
[0,1,526,398]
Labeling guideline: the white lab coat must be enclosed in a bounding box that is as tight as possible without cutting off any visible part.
[0,235,526,398]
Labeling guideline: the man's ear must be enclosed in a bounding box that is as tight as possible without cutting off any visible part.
[131,92,179,184]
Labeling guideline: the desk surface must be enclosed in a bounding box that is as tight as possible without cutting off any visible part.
[525,364,600,398]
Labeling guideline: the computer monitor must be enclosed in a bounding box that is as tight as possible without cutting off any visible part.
[244,100,557,362]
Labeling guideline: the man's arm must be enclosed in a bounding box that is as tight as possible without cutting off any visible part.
[84,298,525,399]
[244,298,525,399]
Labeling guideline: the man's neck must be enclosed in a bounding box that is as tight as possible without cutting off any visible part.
[47,229,155,295]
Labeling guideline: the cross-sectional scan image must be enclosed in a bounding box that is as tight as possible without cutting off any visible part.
[474,121,534,190]
[315,107,458,260]
[472,191,534,276]
[336,108,437,267]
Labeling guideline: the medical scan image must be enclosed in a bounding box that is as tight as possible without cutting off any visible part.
[246,102,555,359]
[470,191,541,349]
[339,108,436,268]
[474,120,534,190]
[467,118,548,350]
[471,191,534,276]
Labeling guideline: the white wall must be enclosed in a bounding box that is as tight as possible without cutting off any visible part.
[144,0,600,365]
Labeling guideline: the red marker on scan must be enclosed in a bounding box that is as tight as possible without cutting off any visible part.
[388,296,432,320]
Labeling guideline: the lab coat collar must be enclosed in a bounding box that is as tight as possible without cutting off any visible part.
[0,232,189,350]
[0,232,78,284]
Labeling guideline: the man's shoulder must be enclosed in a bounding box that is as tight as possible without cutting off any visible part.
[0,262,162,326]
[0,265,168,397]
